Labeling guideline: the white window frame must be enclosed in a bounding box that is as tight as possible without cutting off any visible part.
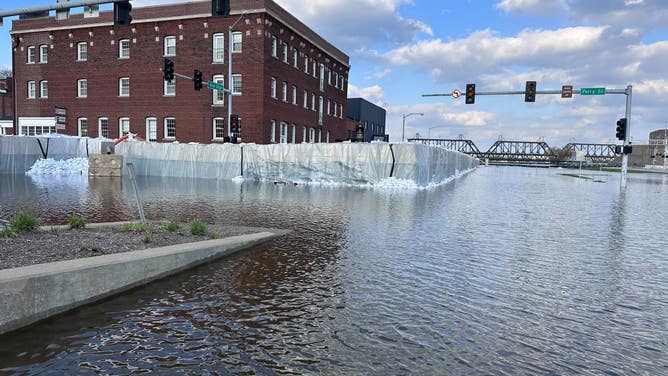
[282,42,288,63]
[270,77,277,99]
[282,82,287,102]
[213,74,225,104]
[146,117,157,141]
[232,74,242,95]
[119,117,130,137]
[303,90,308,108]
[118,39,130,59]
[119,77,130,97]
[333,102,337,117]
[40,80,48,98]
[164,117,176,139]
[77,42,87,61]
[27,81,36,99]
[304,55,309,74]
[340,104,344,118]
[164,78,176,96]
[27,46,36,64]
[213,117,225,139]
[280,122,288,143]
[328,69,332,86]
[232,31,242,53]
[293,49,298,68]
[292,124,296,143]
[311,93,316,111]
[271,35,278,57]
[319,64,325,91]
[78,117,88,137]
[327,131,330,143]
[77,79,87,98]
[302,125,307,143]
[318,96,324,125]
[309,127,315,143]
[292,85,297,105]
[164,36,176,56]
[213,33,224,63]
[318,129,322,143]
[270,120,276,143]
[327,99,331,115]
[98,117,109,138]
[312,60,317,78]
[39,45,48,63]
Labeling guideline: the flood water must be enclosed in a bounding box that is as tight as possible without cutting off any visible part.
[1,167,667,374]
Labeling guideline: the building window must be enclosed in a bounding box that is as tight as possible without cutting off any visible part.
[164,78,175,96]
[327,131,330,143]
[340,104,344,118]
[303,90,308,108]
[270,120,276,143]
[119,117,130,137]
[20,124,56,136]
[270,77,277,98]
[282,42,288,63]
[98,117,109,138]
[319,64,325,91]
[335,73,339,88]
[77,79,87,98]
[119,77,130,97]
[318,129,322,143]
[27,46,36,64]
[164,117,176,139]
[333,101,337,117]
[302,125,307,143]
[213,74,225,104]
[271,35,278,57]
[328,69,332,85]
[27,81,36,99]
[292,85,297,105]
[78,117,88,137]
[292,124,296,143]
[280,122,288,143]
[40,80,48,98]
[146,117,157,141]
[327,99,331,115]
[309,127,315,143]
[213,33,224,63]
[304,55,309,74]
[311,93,316,111]
[282,82,287,102]
[164,36,176,56]
[312,60,317,78]
[318,96,324,125]
[213,117,225,139]
[118,39,130,58]
[232,31,242,52]
[77,42,87,61]
[232,74,242,95]
[39,45,48,63]
[293,49,298,68]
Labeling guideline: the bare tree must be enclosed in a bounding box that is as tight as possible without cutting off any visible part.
[0,68,12,79]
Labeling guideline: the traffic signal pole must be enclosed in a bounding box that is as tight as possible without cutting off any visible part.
[422,84,633,188]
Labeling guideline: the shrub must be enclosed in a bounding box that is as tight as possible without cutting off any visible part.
[120,222,147,232]
[190,220,206,236]
[143,232,153,243]
[166,220,180,232]
[211,232,222,239]
[9,210,40,232]
[0,226,15,238]
[68,214,86,229]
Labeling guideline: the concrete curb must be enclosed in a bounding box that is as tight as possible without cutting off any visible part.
[0,229,290,335]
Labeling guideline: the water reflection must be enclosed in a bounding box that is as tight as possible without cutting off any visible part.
[0,168,667,374]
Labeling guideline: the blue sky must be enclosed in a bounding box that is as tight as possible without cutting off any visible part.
[2,0,668,149]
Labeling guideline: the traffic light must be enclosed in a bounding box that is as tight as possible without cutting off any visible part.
[616,118,627,141]
[114,1,132,26]
[193,69,203,91]
[525,81,536,102]
[465,84,475,104]
[212,0,231,16]
[230,114,240,133]
[163,59,174,82]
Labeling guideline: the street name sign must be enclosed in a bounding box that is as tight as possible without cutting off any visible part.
[580,87,606,95]
[207,81,226,91]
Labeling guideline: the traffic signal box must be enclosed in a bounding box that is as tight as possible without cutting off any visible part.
[616,118,627,141]
[525,81,536,102]
[465,84,475,104]
[230,115,240,134]
[163,59,174,82]
[114,1,132,26]
[193,69,203,91]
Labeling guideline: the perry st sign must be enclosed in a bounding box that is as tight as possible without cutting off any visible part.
[580,87,606,95]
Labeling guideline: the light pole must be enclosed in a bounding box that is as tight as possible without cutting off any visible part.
[228,10,248,138]
[664,121,667,171]
[402,112,423,142]
[428,125,446,138]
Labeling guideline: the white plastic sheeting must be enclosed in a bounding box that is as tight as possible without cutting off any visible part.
[0,135,104,174]
[117,141,478,186]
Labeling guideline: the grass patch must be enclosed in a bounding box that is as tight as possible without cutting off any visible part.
[143,232,153,243]
[211,232,222,239]
[120,222,149,232]
[189,220,206,236]
[68,214,86,229]
[0,226,16,238]
[166,220,180,232]
[9,210,40,232]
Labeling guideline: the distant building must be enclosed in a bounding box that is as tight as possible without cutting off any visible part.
[0,77,13,135]
[10,0,350,143]
[649,128,668,144]
[346,98,386,142]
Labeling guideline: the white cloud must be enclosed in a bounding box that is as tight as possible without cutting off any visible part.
[497,0,566,15]
[348,84,387,106]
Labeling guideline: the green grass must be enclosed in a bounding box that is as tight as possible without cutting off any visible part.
[120,222,149,232]
[166,220,180,232]
[211,232,222,239]
[0,226,15,238]
[189,220,206,236]
[9,210,40,232]
[67,214,86,229]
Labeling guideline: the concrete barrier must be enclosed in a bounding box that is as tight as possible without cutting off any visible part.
[0,230,289,335]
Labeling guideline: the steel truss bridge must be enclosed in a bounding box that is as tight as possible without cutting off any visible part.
[408,138,618,165]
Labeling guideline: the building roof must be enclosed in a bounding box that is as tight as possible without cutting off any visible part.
[10,0,349,67]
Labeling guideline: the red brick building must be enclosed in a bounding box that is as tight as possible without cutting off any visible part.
[0,77,13,135]
[10,0,351,143]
